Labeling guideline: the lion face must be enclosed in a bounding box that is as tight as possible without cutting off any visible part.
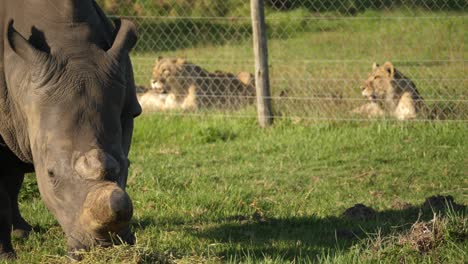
[150,57,188,94]
[360,62,395,102]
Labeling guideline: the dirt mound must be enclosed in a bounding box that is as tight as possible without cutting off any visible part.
[398,219,444,253]
[422,195,464,212]
[342,203,376,221]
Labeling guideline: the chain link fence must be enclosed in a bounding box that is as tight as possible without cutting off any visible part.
[98,0,467,121]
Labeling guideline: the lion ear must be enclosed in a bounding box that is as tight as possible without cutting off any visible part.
[156,56,163,62]
[176,57,186,65]
[237,72,253,85]
[382,61,395,78]
[372,62,379,70]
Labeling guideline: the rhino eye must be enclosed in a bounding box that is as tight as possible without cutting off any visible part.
[48,169,55,178]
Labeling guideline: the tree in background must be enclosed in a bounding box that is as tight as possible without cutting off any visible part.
[95,0,247,17]
[96,0,465,17]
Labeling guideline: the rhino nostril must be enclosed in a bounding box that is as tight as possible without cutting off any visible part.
[109,190,132,222]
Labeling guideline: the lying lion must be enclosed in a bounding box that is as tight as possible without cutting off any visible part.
[353,62,424,120]
[146,57,256,110]
[137,85,197,112]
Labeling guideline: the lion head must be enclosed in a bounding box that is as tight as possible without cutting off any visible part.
[358,61,423,120]
[361,61,419,103]
[150,57,204,96]
[360,62,396,102]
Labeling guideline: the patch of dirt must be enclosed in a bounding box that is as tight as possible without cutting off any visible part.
[225,210,269,225]
[398,219,444,253]
[158,147,181,155]
[227,211,269,224]
[226,215,249,224]
[422,195,464,212]
[252,210,268,224]
[342,203,376,221]
[391,200,413,210]
[250,200,269,224]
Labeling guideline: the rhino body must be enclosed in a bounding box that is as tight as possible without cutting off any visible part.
[0,0,141,258]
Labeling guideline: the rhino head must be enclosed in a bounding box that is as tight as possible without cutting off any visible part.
[6,20,141,256]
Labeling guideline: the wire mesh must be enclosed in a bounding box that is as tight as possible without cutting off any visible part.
[97,0,467,121]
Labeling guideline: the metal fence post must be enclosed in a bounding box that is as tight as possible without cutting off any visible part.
[251,0,273,127]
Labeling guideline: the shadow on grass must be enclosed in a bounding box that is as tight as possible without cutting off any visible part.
[131,216,164,231]
[190,200,466,261]
[128,197,465,261]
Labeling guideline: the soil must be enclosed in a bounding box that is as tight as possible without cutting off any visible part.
[398,220,444,253]
[342,203,376,221]
[422,195,465,212]
[391,200,413,210]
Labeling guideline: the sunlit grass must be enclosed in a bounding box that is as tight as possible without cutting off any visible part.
[12,115,467,263]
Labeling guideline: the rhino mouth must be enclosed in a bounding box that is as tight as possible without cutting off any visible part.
[67,228,135,260]
[68,226,135,250]
[67,183,135,258]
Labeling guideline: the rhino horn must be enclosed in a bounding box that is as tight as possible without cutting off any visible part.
[74,149,121,181]
[80,183,133,236]
[107,19,138,61]
[7,20,49,64]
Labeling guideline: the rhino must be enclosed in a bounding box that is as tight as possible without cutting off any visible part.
[0,0,142,259]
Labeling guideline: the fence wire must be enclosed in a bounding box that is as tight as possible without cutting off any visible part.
[99,0,467,121]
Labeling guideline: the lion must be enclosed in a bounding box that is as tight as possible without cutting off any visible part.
[353,62,424,120]
[150,57,256,109]
[137,85,197,112]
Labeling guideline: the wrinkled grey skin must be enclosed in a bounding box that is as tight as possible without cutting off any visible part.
[0,0,141,259]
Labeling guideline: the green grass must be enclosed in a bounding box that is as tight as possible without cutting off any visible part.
[7,115,467,263]
[3,8,466,264]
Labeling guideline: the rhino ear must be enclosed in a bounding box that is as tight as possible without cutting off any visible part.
[108,19,138,60]
[7,20,48,64]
